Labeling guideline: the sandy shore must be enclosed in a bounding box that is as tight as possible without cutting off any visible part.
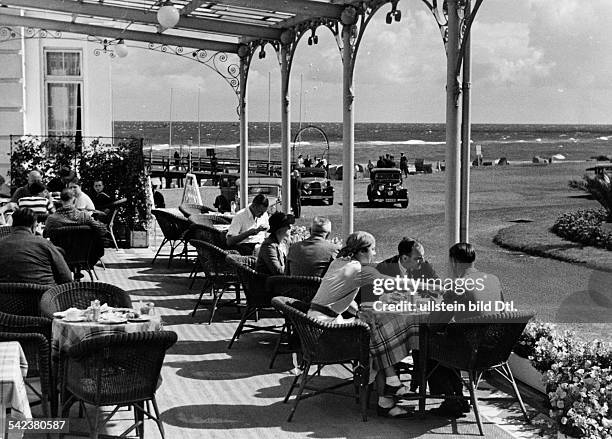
[160,160,609,339]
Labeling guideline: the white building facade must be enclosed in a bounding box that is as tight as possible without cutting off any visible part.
[0,9,112,179]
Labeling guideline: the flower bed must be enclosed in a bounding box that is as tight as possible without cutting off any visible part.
[552,208,612,250]
[515,321,612,438]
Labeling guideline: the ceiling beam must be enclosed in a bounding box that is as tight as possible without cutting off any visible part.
[208,0,344,20]
[0,12,240,52]
[0,0,282,40]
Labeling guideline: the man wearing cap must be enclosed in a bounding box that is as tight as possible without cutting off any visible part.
[226,193,270,255]
[286,217,340,277]
[256,211,294,275]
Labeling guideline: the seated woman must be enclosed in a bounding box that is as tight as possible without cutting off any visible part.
[308,231,413,418]
[256,211,294,275]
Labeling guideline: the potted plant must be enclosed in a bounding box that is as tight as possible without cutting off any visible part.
[509,321,556,393]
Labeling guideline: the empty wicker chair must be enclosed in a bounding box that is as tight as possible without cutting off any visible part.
[225,254,281,348]
[40,282,132,319]
[98,197,127,250]
[0,311,53,417]
[46,225,102,281]
[0,283,50,316]
[61,331,178,439]
[189,240,241,323]
[179,203,216,218]
[271,296,370,422]
[426,311,534,436]
[266,275,322,368]
[151,209,191,267]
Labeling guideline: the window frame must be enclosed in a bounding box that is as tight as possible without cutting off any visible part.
[43,48,84,137]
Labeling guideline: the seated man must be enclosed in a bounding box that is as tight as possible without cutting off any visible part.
[11,170,43,202]
[45,188,107,273]
[0,175,10,198]
[286,216,340,277]
[226,194,269,255]
[16,181,55,217]
[0,208,72,285]
[91,179,113,211]
[427,242,504,417]
[361,237,438,302]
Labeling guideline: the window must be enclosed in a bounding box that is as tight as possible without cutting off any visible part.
[44,50,83,137]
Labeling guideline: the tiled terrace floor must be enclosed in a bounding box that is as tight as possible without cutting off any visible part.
[28,245,552,439]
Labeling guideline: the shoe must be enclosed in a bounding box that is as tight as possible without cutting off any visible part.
[377,404,413,418]
[74,272,84,280]
[384,383,413,397]
[429,401,466,418]
[459,398,471,413]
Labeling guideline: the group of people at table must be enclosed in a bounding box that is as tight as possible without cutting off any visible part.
[226,193,504,419]
[0,169,115,284]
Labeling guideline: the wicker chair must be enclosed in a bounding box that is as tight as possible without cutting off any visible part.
[46,225,101,281]
[271,296,370,422]
[189,240,241,323]
[266,275,322,368]
[151,209,192,267]
[178,203,216,218]
[225,254,282,348]
[0,225,12,238]
[426,311,534,435]
[61,331,178,439]
[0,312,54,418]
[98,197,127,250]
[40,282,132,319]
[0,283,50,316]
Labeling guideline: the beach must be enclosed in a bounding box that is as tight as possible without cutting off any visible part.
[159,160,609,341]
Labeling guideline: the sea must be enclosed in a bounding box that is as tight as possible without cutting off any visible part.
[114,121,612,165]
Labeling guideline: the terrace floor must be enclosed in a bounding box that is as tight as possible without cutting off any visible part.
[26,245,554,439]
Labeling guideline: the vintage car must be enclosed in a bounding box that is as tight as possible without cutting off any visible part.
[218,173,282,213]
[298,167,334,205]
[367,168,409,208]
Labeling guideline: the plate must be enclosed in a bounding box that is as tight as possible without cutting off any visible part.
[63,316,86,323]
[128,315,151,323]
[98,317,127,324]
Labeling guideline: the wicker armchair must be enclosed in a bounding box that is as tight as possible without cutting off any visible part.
[179,203,216,218]
[0,225,11,238]
[225,254,282,348]
[189,240,241,323]
[151,209,192,267]
[266,275,322,368]
[271,296,370,422]
[0,312,53,417]
[40,282,132,319]
[46,225,101,281]
[61,331,178,439]
[0,283,50,316]
[426,311,534,435]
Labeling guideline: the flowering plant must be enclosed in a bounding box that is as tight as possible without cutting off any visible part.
[545,340,612,438]
[514,321,556,360]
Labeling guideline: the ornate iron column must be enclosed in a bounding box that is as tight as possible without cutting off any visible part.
[279,34,293,214]
[460,0,472,242]
[422,0,484,251]
[237,43,253,209]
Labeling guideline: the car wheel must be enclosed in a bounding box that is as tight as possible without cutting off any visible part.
[327,198,333,205]
[401,200,408,208]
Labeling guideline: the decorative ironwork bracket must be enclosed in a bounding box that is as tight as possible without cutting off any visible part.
[88,36,123,57]
[421,0,484,103]
[148,43,240,103]
[0,26,62,42]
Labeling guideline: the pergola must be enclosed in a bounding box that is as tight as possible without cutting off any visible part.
[0,0,483,249]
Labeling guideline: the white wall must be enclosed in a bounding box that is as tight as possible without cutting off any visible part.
[23,34,112,138]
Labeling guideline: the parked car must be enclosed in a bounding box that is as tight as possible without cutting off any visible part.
[218,173,282,213]
[298,167,334,205]
[367,168,409,208]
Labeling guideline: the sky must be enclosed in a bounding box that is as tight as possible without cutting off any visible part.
[110,0,612,124]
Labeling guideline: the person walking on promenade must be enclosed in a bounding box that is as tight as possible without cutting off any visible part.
[290,170,302,219]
